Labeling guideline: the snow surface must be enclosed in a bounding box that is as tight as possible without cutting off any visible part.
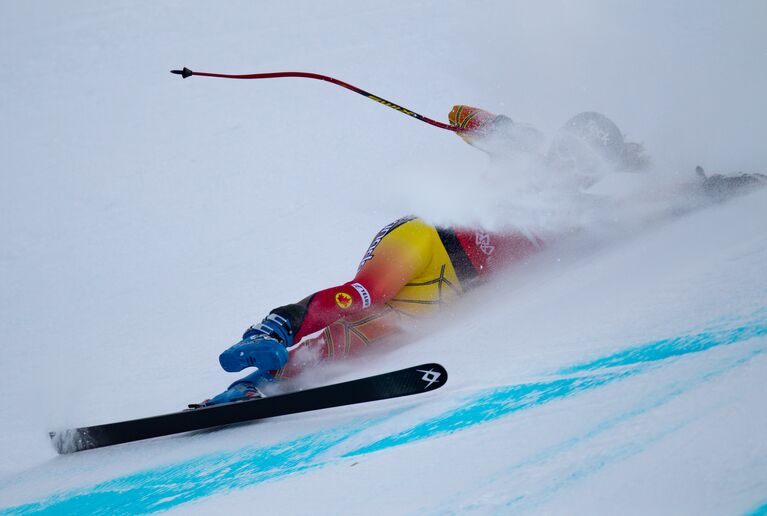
[1,1,766,514]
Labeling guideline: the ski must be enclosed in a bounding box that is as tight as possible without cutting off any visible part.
[50,363,447,454]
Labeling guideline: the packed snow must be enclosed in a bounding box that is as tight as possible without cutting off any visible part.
[1,1,766,514]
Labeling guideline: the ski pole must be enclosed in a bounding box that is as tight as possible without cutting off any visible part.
[170,67,465,133]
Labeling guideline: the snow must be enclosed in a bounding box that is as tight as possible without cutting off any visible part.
[1,1,766,514]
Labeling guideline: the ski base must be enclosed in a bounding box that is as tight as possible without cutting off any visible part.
[50,363,447,454]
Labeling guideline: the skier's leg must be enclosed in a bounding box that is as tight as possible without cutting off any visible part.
[205,218,463,405]
[276,305,401,378]
[216,218,436,381]
[265,217,437,343]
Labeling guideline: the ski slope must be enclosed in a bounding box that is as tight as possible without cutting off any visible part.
[1,1,766,514]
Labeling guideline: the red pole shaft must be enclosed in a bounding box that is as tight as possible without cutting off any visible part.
[171,68,465,133]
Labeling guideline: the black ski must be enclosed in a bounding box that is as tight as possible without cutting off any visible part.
[50,363,447,454]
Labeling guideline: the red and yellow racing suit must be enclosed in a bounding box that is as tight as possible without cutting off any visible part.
[270,217,543,377]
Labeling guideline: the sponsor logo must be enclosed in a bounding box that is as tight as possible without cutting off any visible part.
[358,217,415,271]
[475,231,495,256]
[367,95,418,118]
[351,282,371,309]
[335,292,353,310]
[417,368,442,389]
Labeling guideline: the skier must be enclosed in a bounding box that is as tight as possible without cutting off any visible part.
[203,216,545,405]
[202,106,765,406]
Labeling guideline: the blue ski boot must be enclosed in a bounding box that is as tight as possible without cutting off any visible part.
[192,314,294,408]
[219,314,293,373]
[199,369,267,407]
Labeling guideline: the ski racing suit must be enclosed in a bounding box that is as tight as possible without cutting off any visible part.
[270,217,543,377]
[240,106,765,382]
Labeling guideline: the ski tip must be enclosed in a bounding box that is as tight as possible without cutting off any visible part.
[49,429,67,454]
[170,67,194,79]
[49,428,98,454]
[413,363,447,391]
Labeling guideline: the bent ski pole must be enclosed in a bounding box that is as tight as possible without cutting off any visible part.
[170,67,464,133]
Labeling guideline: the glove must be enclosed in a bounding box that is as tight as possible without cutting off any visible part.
[448,105,546,158]
[218,314,293,373]
[448,105,498,143]
[696,166,767,201]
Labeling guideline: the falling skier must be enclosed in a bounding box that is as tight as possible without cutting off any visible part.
[205,214,545,405]
[201,106,765,406]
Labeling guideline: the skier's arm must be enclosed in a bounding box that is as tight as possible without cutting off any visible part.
[448,105,544,157]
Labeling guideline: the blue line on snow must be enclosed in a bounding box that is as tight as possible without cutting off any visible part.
[3,315,765,515]
[746,500,767,516]
[347,317,767,456]
[556,319,767,375]
[497,347,766,512]
[2,416,391,515]
[344,369,639,456]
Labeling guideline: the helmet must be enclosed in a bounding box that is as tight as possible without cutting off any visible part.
[548,112,626,175]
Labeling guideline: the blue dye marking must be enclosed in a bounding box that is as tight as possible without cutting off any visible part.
[557,320,767,375]
[2,416,391,515]
[344,369,640,456]
[500,347,766,512]
[4,314,765,514]
[432,346,766,513]
[348,318,767,456]
[746,500,767,516]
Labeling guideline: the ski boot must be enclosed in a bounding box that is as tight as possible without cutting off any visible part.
[190,369,267,408]
[218,314,293,373]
